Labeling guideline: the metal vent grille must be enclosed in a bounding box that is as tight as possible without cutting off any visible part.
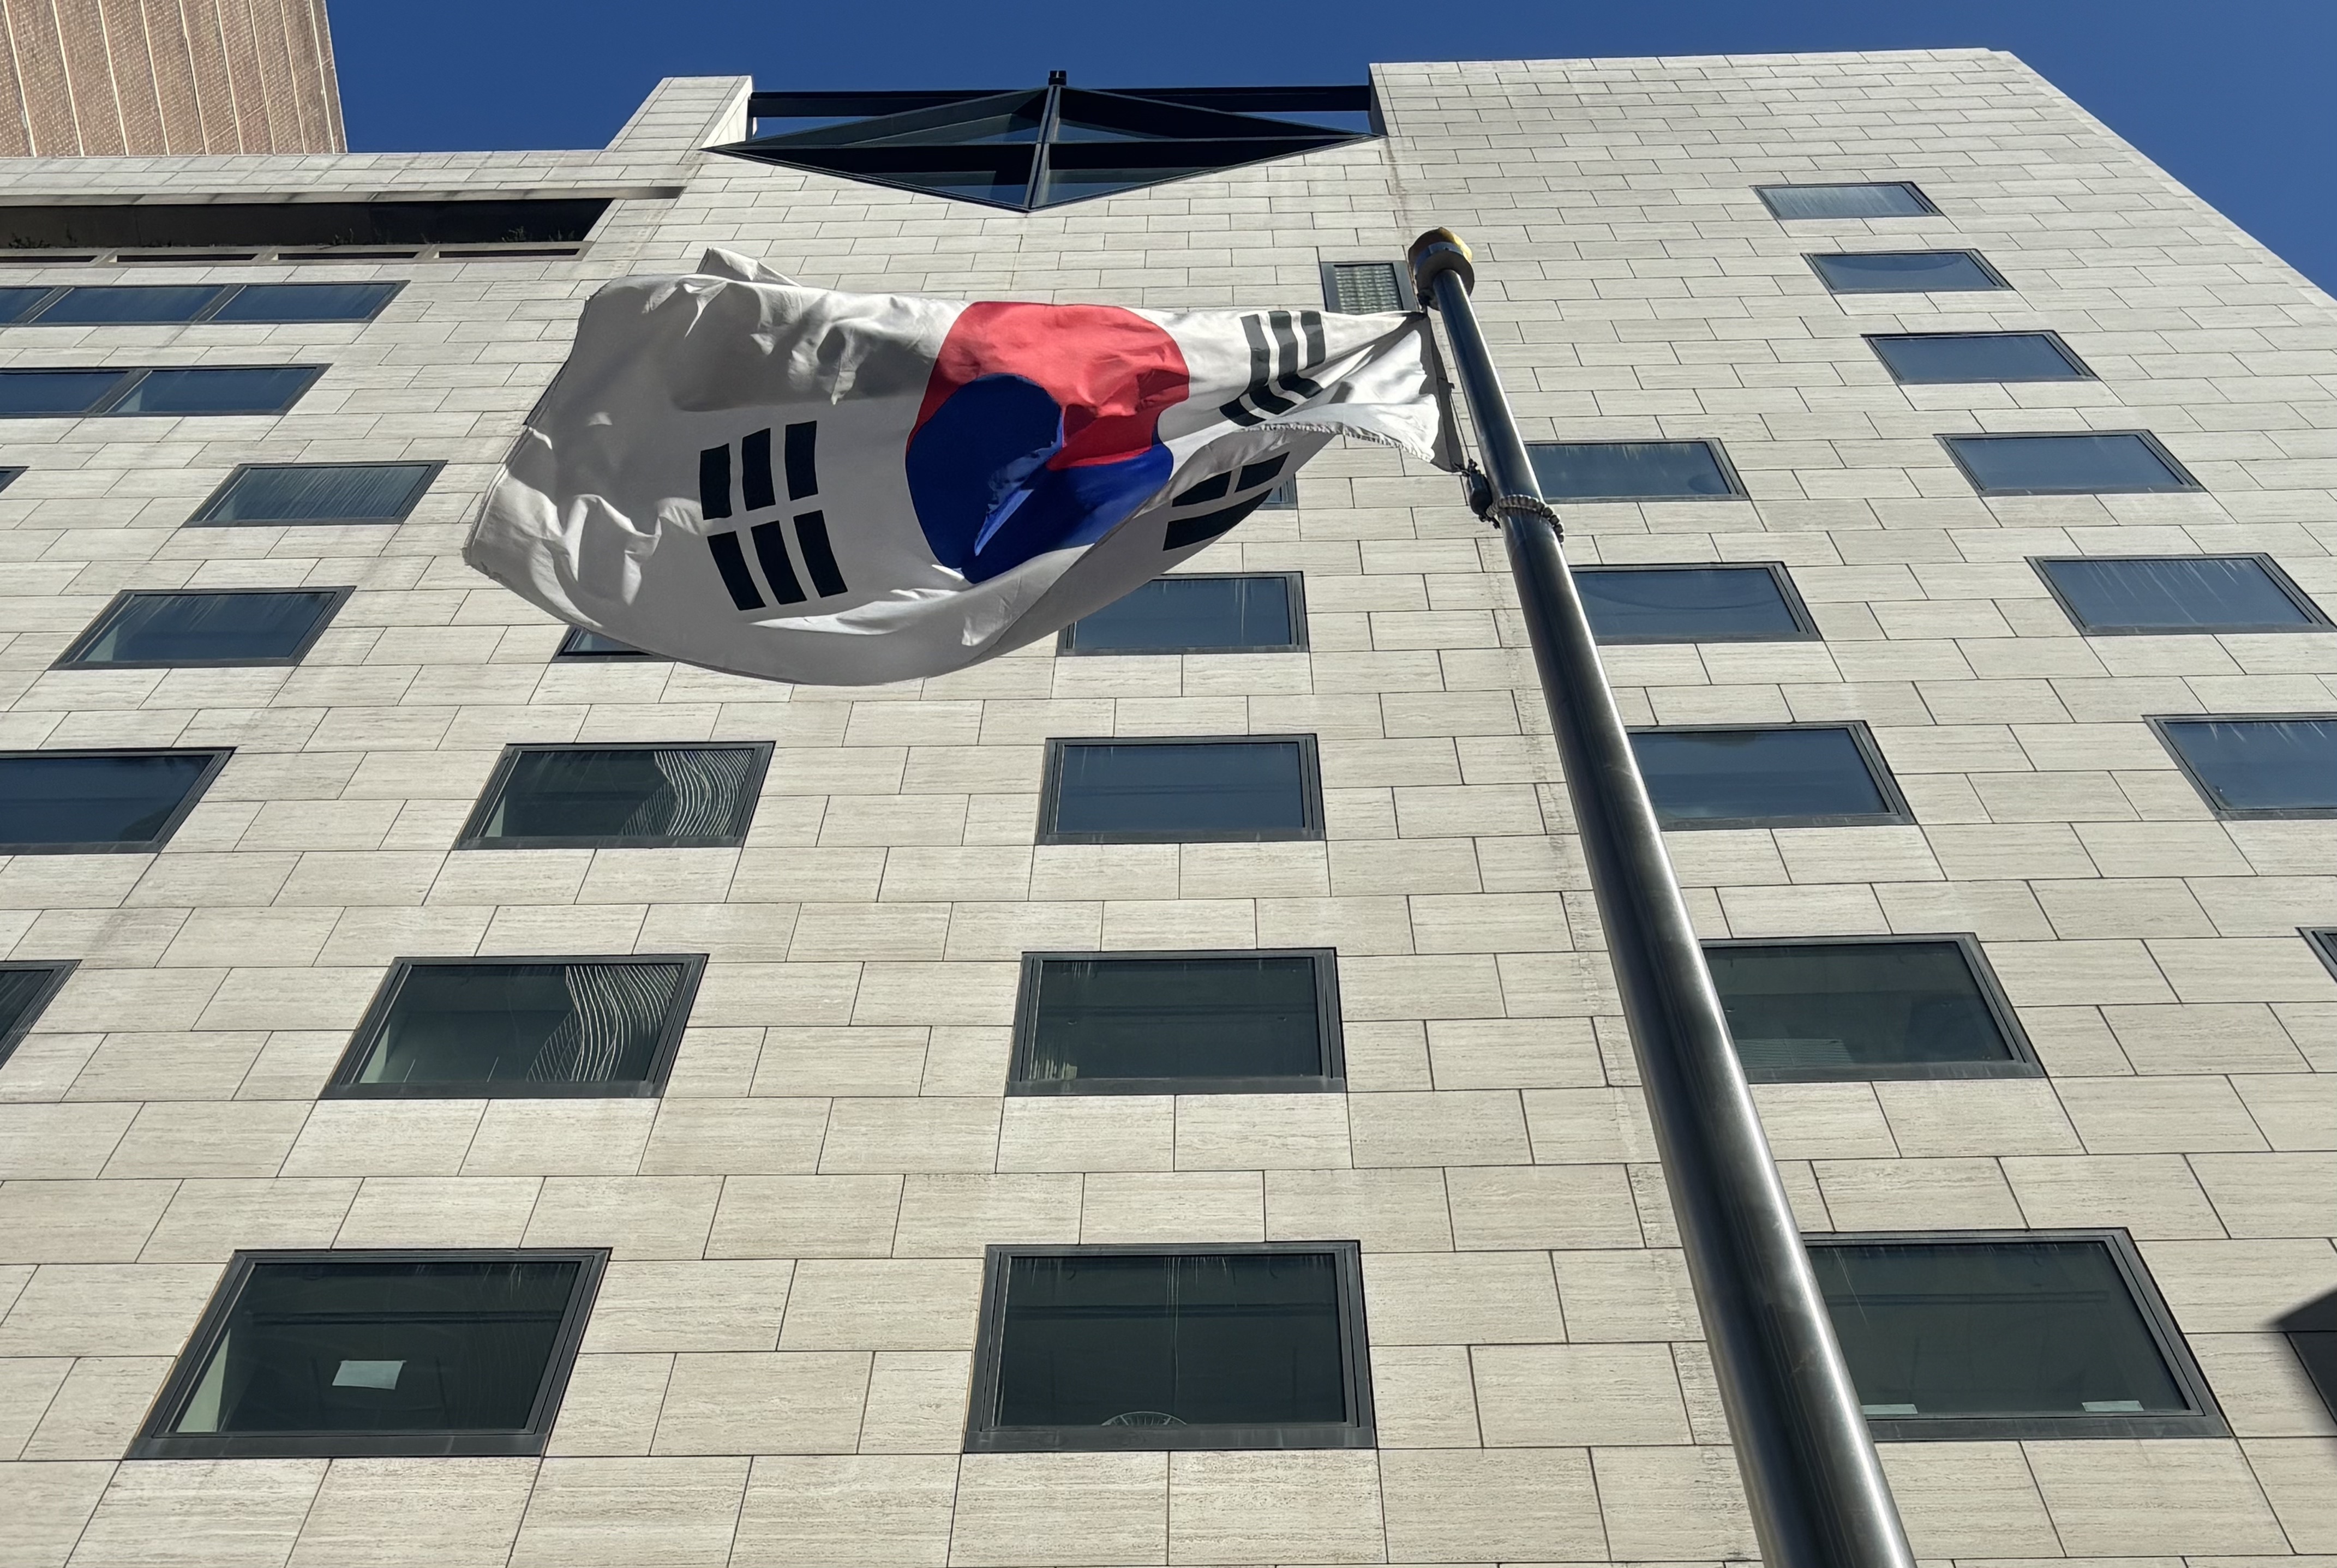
[1323,261,1408,314]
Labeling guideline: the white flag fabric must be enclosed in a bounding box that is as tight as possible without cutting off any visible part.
[466,248,1457,686]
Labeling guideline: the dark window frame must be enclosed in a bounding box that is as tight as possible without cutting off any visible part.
[1803,250,2010,294]
[454,741,774,850]
[1807,1228,2228,1442]
[1705,933,2041,1083]
[1574,561,1820,645]
[0,364,326,418]
[0,280,404,327]
[2149,713,2337,820]
[1628,720,1914,831]
[1009,947,1345,1096]
[1318,259,1416,314]
[963,1240,1376,1453]
[2030,554,2332,636]
[2307,928,2337,985]
[1940,430,2202,497]
[0,746,232,853]
[185,460,444,527]
[322,952,709,1100]
[0,958,77,1069]
[1865,331,2094,385]
[1756,182,1941,219]
[1525,438,1750,503]
[54,585,354,670]
[1036,734,1326,846]
[1056,572,1309,656]
[127,1246,609,1459]
[554,627,662,660]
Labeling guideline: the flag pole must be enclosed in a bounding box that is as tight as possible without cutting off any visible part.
[1406,228,1918,1568]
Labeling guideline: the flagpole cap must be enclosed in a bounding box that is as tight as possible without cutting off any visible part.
[1406,229,1475,305]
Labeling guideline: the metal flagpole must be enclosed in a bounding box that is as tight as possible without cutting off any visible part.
[1406,228,1919,1568]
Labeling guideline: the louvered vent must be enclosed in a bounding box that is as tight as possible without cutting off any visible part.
[1323,260,1410,314]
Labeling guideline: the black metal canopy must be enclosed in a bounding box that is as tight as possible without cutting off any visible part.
[715,77,1376,211]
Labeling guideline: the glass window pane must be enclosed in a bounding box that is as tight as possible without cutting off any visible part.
[349,960,686,1089]
[34,285,225,323]
[0,751,219,849]
[1631,728,1896,826]
[1946,434,2191,495]
[1760,183,1933,219]
[1050,741,1312,840]
[995,1252,1348,1429]
[2038,557,2323,634]
[212,283,400,323]
[109,366,317,415]
[2160,718,2337,813]
[1577,567,1807,642]
[1528,441,1737,501]
[1065,577,1296,653]
[1709,941,2017,1075]
[194,462,435,524]
[0,964,69,1065]
[68,591,341,665]
[1809,251,2004,293]
[1870,333,2088,383]
[0,369,128,415]
[1024,956,1327,1087]
[470,746,761,846]
[171,1258,581,1435]
[1814,1240,2191,1419]
[0,286,55,322]
[555,628,654,658]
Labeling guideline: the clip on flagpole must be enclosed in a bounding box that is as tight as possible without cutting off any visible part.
[1407,227,1919,1568]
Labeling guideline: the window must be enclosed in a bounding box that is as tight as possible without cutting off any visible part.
[1320,260,1414,314]
[0,365,324,418]
[1259,477,1298,509]
[2310,929,2337,986]
[1942,432,2198,496]
[1867,333,2092,385]
[326,955,705,1098]
[966,1243,1373,1451]
[1809,1231,2225,1440]
[188,461,442,526]
[2278,1289,2337,1422]
[1527,440,1746,502]
[0,286,51,322]
[1575,563,1817,644]
[2152,716,2337,819]
[0,198,613,253]
[1039,736,1322,844]
[458,743,770,849]
[1629,724,1909,829]
[0,960,75,1070]
[130,1249,605,1459]
[2033,555,2329,635]
[0,749,230,852]
[1807,251,2008,294]
[1059,573,1306,654]
[208,283,403,323]
[0,282,407,326]
[1012,950,1343,1095]
[1758,183,1938,219]
[33,284,224,323]
[555,627,657,659]
[0,369,133,416]
[1707,937,2036,1082]
[57,588,350,668]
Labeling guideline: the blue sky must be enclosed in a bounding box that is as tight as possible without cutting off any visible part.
[331,0,2337,291]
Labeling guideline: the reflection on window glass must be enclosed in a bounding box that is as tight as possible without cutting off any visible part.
[339,960,689,1092]
[1809,251,2005,293]
[465,746,763,847]
[1759,183,1934,219]
[109,365,319,415]
[0,750,222,849]
[1814,1239,2193,1421]
[555,628,654,659]
[0,368,127,415]
[35,285,224,323]
[1944,433,2193,495]
[65,591,343,665]
[1630,727,1898,827]
[1868,333,2089,384]
[2158,718,2337,815]
[1047,740,1315,842]
[1709,941,2020,1078]
[1577,566,1809,643]
[191,462,436,525]
[2036,556,2325,634]
[212,283,400,323]
[0,287,53,323]
[1528,441,1739,501]
[1064,576,1297,653]
[1021,954,1331,1090]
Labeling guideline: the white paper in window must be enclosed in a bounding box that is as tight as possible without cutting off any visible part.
[332,1359,405,1389]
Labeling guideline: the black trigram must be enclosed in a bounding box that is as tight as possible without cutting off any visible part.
[1161,452,1287,550]
[700,422,849,612]
[1219,310,1327,426]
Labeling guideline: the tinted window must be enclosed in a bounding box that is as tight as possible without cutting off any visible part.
[0,199,609,250]
[1709,940,2028,1080]
[1062,575,1301,653]
[1577,564,1813,643]
[33,285,224,323]
[555,628,655,659]
[1528,441,1741,501]
[0,286,52,322]
[2311,929,2337,986]
[1944,433,2195,495]
[190,462,439,525]
[1759,183,1935,219]
[2156,717,2337,816]
[1808,251,2005,293]
[2035,556,2327,634]
[109,365,320,415]
[61,590,346,666]
[0,368,127,415]
[0,749,227,851]
[1869,333,2090,384]
[1813,1236,2215,1436]
[1042,738,1320,843]
[1631,726,1904,828]
[0,962,74,1068]
[330,958,700,1096]
[1016,952,1338,1093]
[460,744,768,848]
[211,283,402,323]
